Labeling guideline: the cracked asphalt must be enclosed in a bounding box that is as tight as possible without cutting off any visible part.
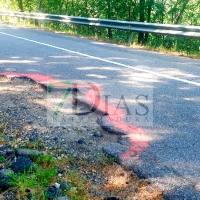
[0,23,200,199]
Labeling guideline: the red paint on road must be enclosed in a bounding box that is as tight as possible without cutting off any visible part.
[0,72,53,83]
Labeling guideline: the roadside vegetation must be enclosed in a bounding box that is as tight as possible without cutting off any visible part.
[0,0,200,58]
[0,119,163,199]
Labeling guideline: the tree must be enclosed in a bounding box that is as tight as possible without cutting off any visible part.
[106,0,112,39]
[144,0,154,42]
[17,0,24,11]
[138,0,145,44]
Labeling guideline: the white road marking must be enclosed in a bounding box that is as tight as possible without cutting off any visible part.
[0,31,200,86]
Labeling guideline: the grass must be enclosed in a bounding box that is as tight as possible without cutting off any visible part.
[22,138,46,150]
[0,120,95,200]
[35,165,57,188]
[65,169,88,200]
[0,119,7,144]
[8,168,38,198]
[6,153,94,200]
[0,155,5,163]
[7,154,59,199]
[68,154,76,164]
[95,153,116,166]
[30,153,57,168]
[1,131,163,200]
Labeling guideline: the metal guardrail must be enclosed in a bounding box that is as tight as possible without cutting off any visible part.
[1,11,200,38]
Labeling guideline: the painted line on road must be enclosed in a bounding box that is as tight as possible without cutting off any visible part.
[1,31,200,86]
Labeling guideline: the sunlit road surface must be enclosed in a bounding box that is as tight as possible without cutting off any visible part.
[1,23,200,199]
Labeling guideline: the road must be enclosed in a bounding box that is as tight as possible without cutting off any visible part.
[1,23,200,199]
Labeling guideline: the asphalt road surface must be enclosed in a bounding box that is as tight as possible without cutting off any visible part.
[1,23,200,199]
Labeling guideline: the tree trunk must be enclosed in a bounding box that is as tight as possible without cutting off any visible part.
[144,0,154,42]
[107,0,112,39]
[174,0,189,24]
[17,0,24,12]
[65,0,69,13]
[71,0,74,15]
[128,6,131,21]
[38,0,42,11]
[138,0,145,44]
[35,0,42,26]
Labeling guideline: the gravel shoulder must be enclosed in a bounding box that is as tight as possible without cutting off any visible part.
[0,75,163,200]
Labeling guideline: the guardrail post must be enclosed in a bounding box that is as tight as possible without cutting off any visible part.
[14,16,17,23]
[1,15,5,22]
[35,19,45,28]
[35,19,39,26]
[41,20,45,28]
[128,32,134,44]
[18,17,22,23]
[107,28,112,39]
[77,25,81,35]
